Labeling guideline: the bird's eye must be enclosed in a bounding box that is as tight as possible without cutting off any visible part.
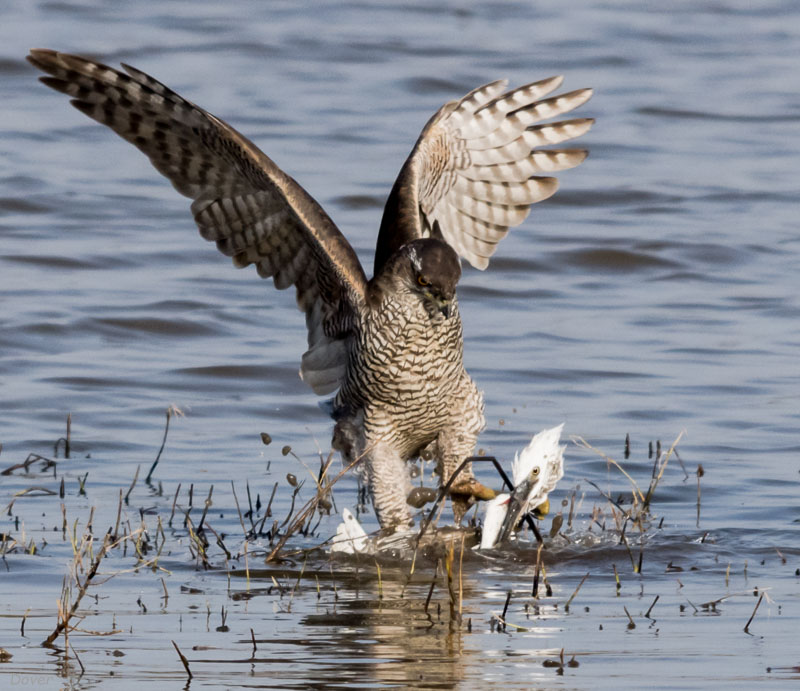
[417,275,430,287]
[532,467,540,476]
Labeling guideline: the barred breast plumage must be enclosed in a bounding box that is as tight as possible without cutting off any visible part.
[346,293,467,451]
[28,49,593,531]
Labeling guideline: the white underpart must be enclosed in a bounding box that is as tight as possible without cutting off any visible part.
[479,423,566,549]
[331,508,369,554]
[330,509,419,556]
[480,493,511,549]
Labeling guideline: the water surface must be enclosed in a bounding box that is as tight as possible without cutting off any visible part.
[1,1,799,688]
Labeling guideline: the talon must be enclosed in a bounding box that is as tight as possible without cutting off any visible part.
[406,486,438,508]
[449,478,497,501]
[532,498,550,520]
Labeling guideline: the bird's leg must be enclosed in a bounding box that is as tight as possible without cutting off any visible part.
[365,442,414,530]
[436,431,497,524]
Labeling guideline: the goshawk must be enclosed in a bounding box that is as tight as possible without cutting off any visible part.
[28,49,593,529]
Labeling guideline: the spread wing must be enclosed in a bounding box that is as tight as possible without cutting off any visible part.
[28,49,367,396]
[374,77,593,273]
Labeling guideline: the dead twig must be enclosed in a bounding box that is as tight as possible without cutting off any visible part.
[42,528,143,647]
[146,407,181,484]
[172,640,192,678]
[645,595,659,618]
[565,572,589,611]
[572,437,645,504]
[696,464,704,528]
[491,611,529,632]
[642,431,685,512]
[265,452,361,562]
[744,592,764,634]
[123,465,140,506]
[1,453,57,477]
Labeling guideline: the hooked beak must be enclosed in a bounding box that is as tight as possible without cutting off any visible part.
[423,289,452,318]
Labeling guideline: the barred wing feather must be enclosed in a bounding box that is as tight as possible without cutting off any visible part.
[375,77,593,272]
[28,49,367,396]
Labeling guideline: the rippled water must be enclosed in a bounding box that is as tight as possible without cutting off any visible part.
[2,1,799,688]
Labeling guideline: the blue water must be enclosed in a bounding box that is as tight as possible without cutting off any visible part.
[1,1,799,687]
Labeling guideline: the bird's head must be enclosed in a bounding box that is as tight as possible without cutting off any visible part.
[403,238,461,318]
[513,462,551,519]
[511,423,566,520]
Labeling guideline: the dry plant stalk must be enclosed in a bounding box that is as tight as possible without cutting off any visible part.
[42,528,143,647]
[145,405,183,484]
[642,431,685,511]
[172,640,193,678]
[573,431,685,524]
[532,542,544,597]
[573,436,645,505]
[444,542,459,626]
[265,451,364,562]
[458,533,465,621]
[565,572,589,610]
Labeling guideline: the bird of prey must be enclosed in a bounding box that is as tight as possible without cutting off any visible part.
[28,49,593,530]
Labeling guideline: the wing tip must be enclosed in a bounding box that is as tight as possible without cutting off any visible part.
[538,75,564,90]
[468,255,490,270]
[28,47,57,62]
[27,48,58,74]
[533,175,560,200]
[565,148,590,166]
